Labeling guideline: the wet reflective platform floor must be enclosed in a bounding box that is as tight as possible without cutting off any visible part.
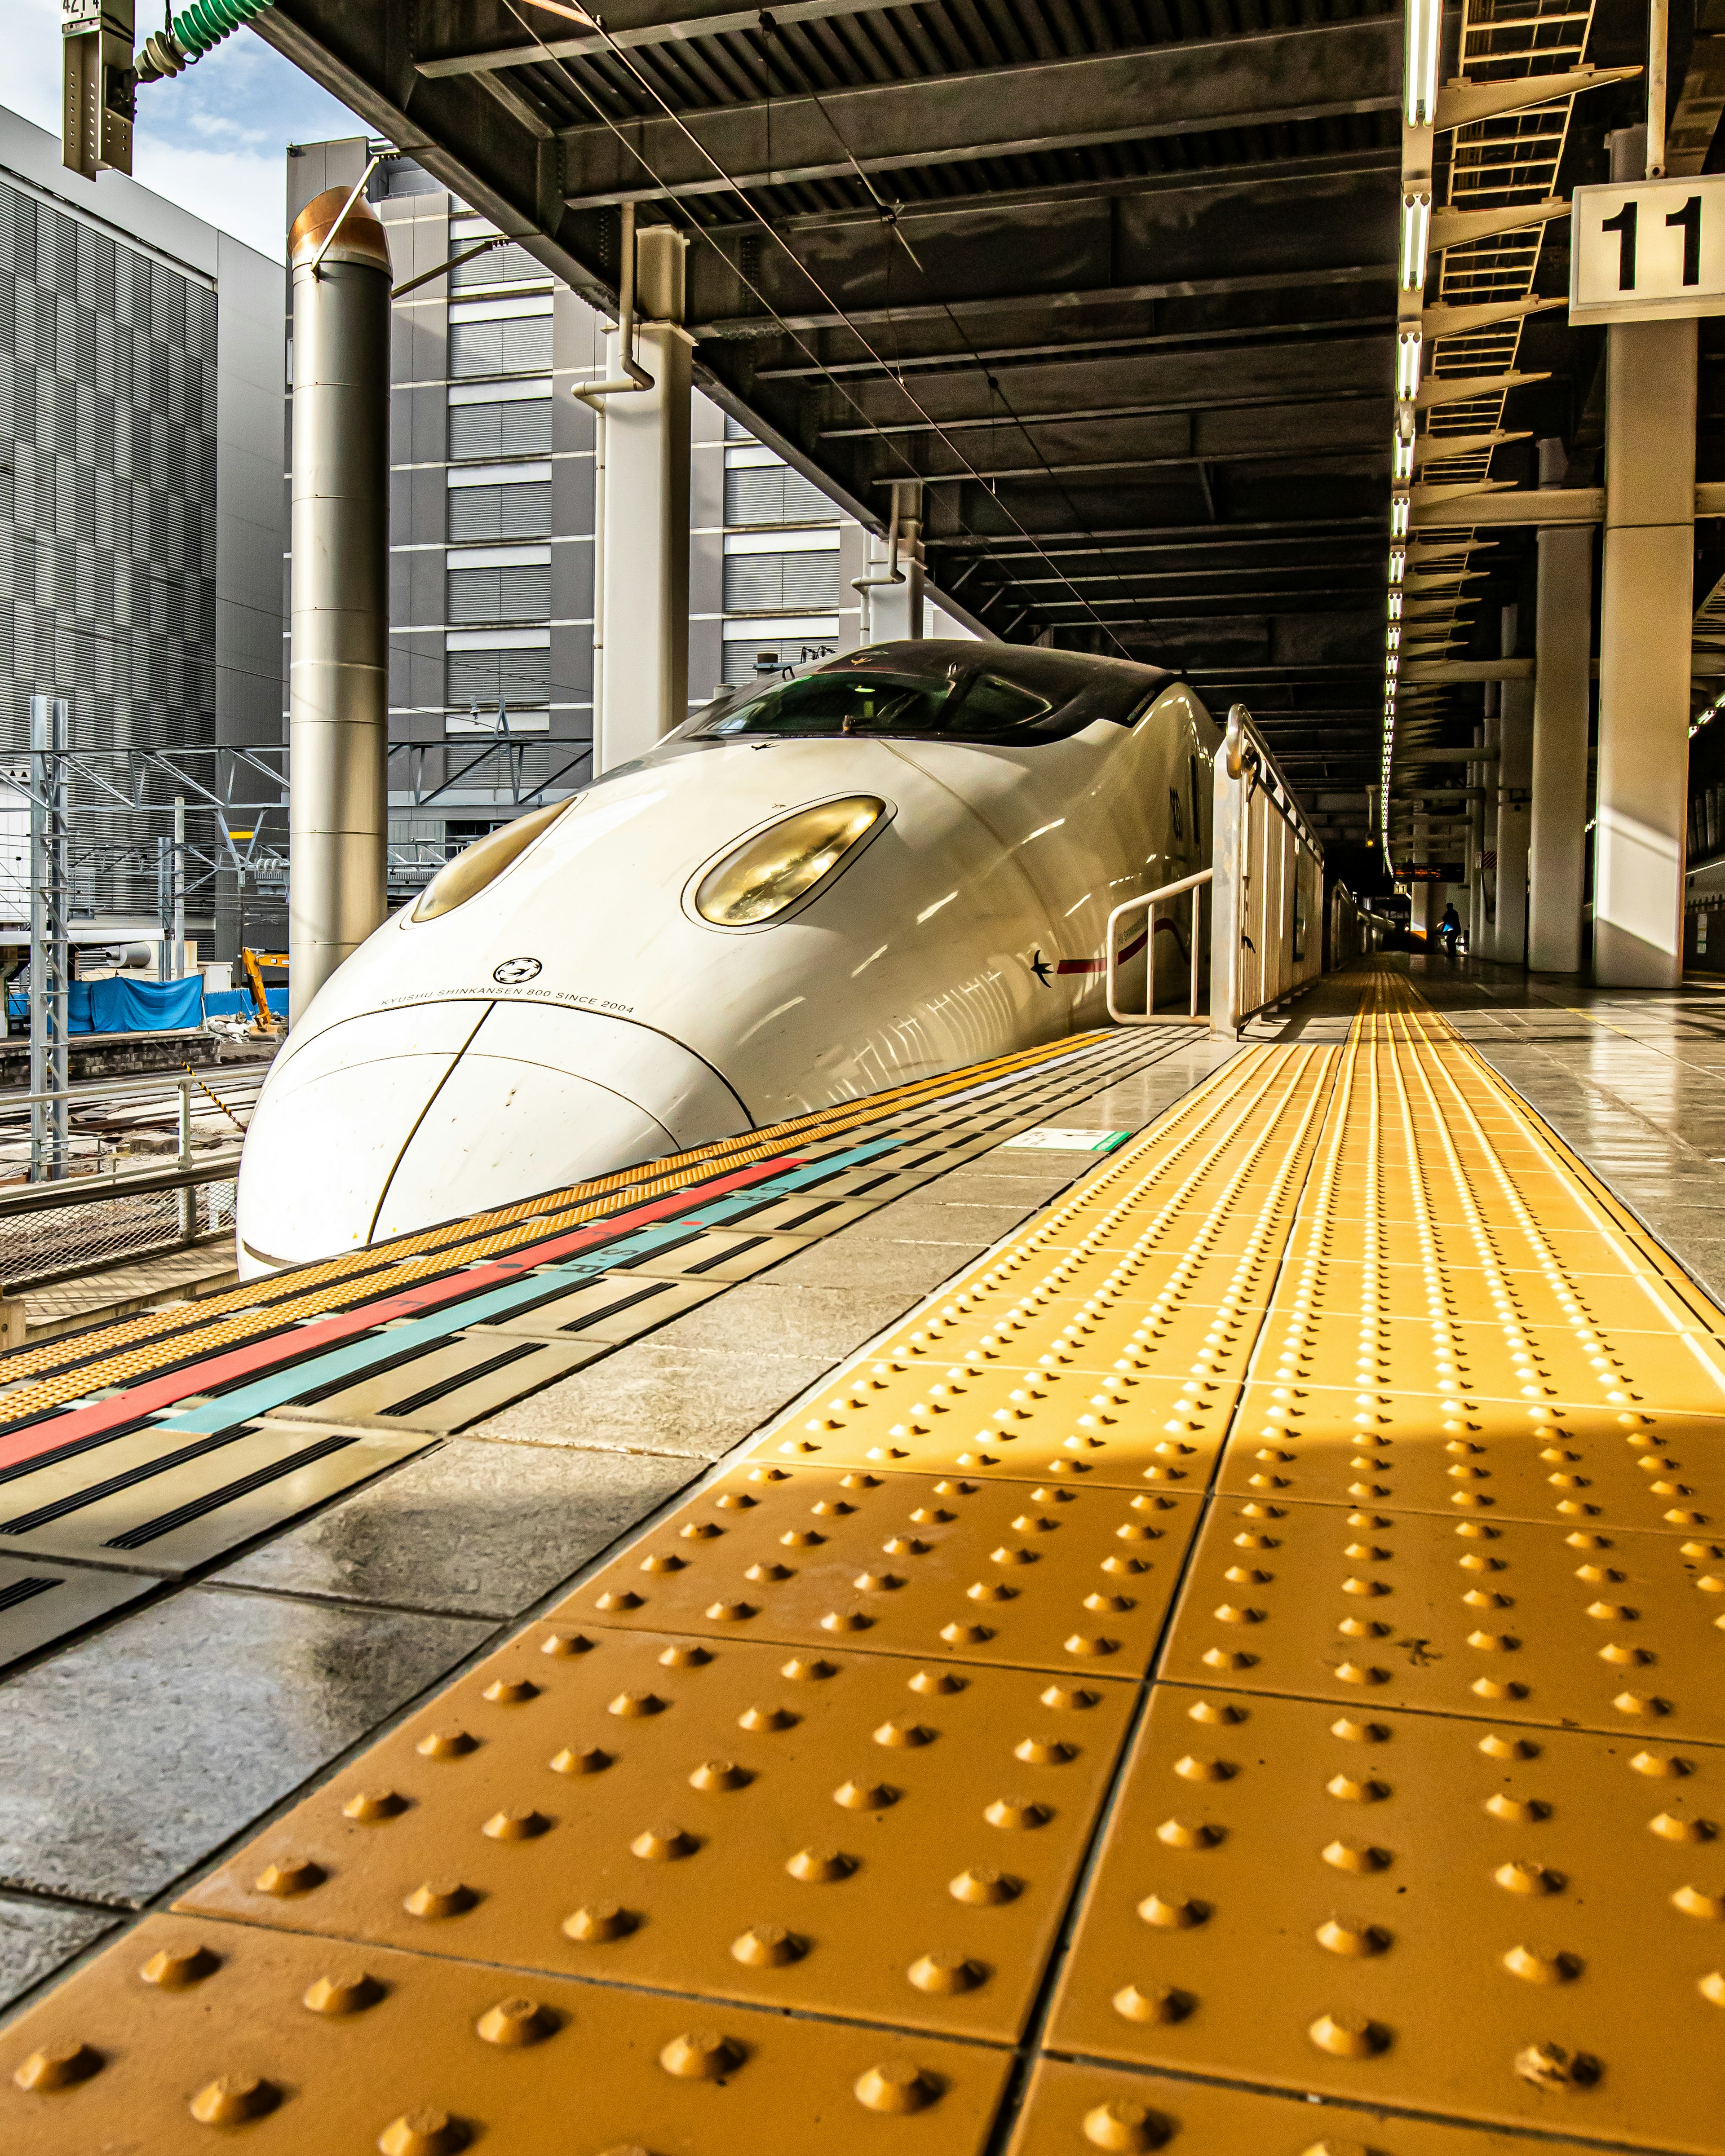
[6,959,1725,2154]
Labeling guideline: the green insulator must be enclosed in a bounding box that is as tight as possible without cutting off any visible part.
[168,0,271,62]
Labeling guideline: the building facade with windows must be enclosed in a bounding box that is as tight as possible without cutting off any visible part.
[0,102,283,957]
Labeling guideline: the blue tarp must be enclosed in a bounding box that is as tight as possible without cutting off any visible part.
[204,987,287,1018]
[5,975,207,1034]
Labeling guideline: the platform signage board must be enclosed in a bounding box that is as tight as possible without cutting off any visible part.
[1570,174,1725,324]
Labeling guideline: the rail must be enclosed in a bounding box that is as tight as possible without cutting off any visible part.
[1105,868,1212,1027]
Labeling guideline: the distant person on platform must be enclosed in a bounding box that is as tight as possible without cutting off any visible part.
[1439,902,1462,958]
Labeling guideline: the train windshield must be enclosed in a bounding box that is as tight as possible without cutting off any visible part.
[690,667,1056,741]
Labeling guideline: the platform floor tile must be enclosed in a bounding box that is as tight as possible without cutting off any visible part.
[1008,2059,1635,2156]
[0,1551,160,1670]
[175,1622,1134,2043]
[1045,1682,1725,2152]
[0,1916,1010,2155]
[1221,1385,1725,1535]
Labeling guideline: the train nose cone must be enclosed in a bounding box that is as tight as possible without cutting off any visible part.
[236,1002,749,1274]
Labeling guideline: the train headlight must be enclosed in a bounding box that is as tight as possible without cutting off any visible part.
[695,796,885,926]
[410,796,572,923]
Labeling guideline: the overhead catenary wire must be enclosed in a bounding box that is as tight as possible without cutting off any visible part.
[502,0,1138,658]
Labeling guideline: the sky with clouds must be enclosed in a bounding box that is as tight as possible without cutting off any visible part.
[12,0,367,261]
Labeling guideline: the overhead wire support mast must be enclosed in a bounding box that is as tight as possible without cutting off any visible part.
[27,698,71,1187]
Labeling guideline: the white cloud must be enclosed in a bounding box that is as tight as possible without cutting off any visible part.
[10,0,365,260]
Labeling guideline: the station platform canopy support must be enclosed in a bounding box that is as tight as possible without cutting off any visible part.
[75,2,1725,986]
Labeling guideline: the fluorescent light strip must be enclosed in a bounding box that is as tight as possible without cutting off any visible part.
[1400,193,1433,290]
[1405,0,1443,126]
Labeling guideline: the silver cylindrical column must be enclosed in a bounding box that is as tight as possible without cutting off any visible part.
[288,186,391,1023]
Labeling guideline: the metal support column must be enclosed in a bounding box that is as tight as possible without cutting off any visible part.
[1529,443,1594,973]
[1497,604,1532,966]
[171,794,186,977]
[28,695,70,1184]
[288,186,392,1025]
[595,227,691,771]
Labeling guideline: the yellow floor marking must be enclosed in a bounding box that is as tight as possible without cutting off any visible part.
[8,966,1725,2153]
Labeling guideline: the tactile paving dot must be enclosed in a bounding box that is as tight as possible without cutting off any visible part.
[175,1625,1135,2042]
[1045,1684,1725,2152]
[0,1917,1008,2156]
[1222,1391,1725,1535]
[1006,2059,1620,2156]
[1161,1497,1725,1743]
[558,1463,1202,1674]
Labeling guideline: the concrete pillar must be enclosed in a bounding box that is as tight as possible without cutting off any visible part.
[596,227,691,772]
[1528,442,1594,972]
[1595,126,1697,987]
[1477,694,1501,959]
[1497,603,1532,965]
[1467,717,1485,953]
[288,186,391,1025]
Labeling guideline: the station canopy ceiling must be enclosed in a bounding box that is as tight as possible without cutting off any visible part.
[256,0,1678,838]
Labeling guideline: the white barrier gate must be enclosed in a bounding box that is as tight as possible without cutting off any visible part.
[1107,705,1325,1038]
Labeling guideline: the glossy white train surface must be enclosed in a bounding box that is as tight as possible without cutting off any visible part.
[236,643,1218,1275]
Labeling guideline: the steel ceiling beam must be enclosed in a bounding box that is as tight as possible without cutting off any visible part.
[417,0,913,76]
[558,20,1402,206]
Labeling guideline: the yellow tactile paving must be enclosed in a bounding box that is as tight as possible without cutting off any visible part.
[1160,1497,1725,1741]
[1046,1683,1725,2152]
[176,1622,1135,2044]
[755,1046,1342,1490]
[1219,1388,1725,1533]
[1008,2060,1620,2156]
[0,1917,1010,2155]
[22,966,1725,2155]
[556,1464,1203,1674]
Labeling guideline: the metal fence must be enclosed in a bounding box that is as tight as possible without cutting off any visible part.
[0,1065,261,1291]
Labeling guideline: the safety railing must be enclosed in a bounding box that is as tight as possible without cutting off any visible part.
[0,1065,262,1291]
[1106,869,1212,1027]
[1217,705,1324,1033]
[1103,703,1327,1039]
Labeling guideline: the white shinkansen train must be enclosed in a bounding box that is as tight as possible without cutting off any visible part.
[235,643,1219,1276]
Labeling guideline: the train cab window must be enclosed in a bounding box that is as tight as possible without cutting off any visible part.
[689,667,1054,742]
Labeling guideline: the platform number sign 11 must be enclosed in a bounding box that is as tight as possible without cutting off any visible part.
[1570,174,1725,324]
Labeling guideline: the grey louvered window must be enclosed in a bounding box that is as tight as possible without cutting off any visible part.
[449,315,553,378]
[447,564,551,623]
[447,482,552,543]
[446,645,552,707]
[724,463,834,526]
[448,398,553,459]
[723,549,840,612]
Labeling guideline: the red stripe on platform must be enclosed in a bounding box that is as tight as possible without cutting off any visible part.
[0,1155,797,1474]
